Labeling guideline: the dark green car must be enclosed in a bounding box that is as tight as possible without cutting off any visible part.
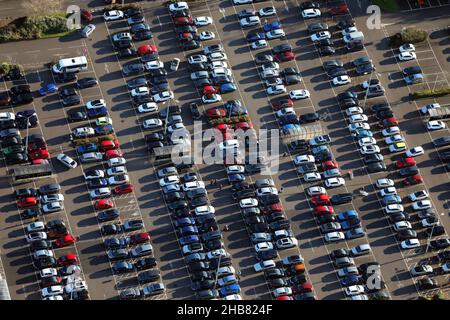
[2,145,25,155]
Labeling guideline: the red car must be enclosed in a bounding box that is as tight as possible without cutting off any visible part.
[100,139,120,151]
[113,183,134,195]
[32,159,49,165]
[276,296,294,300]
[314,206,334,216]
[29,149,50,160]
[105,149,123,159]
[94,199,114,210]
[403,174,423,186]
[382,117,398,127]
[310,194,330,206]
[322,160,338,170]
[330,5,349,15]
[55,234,76,248]
[215,123,231,134]
[396,157,416,169]
[80,9,93,22]
[274,51,295,62]
[271,99,293,111]
[203,85,219,95]
[292,282,313,294]
[17,197,37,208]
[129,232,150,245]
[138,44,157,56]
[234,121,253,131]
[57,254,78,266]
[206,107,226,119]
[261,202,283,215]
[173,17,193,26]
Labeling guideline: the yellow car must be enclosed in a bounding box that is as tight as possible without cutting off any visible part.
[95,117,113,126]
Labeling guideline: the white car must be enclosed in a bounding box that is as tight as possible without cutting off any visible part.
[350,244,371,257]
[106,166,127,176]
[194,16,213,27]
[348,122,370,132]
[376,178,394,189]
[266,29,285,39]
[267,85,287,95]
[427,120,446,131]
[86,99,106,110]
[208,52,227,61]
[41,286,64,298]
[72,127,94,138]
[399,43,415,52]
[294,154,315,165]
[57,153,77,169]
[289,89,310,100]
[169,2,189,12]
[385,135,405,145]
[112,32,131,42]
[103,10,124,21]
[107,157,126,167]
[259,7,276,17]
[393,221,412,232]
[441,262,450,273]
[144,60,164,70]
[131,86,150,97]
[412,200,431,210]
[342,26,358,36]
[360,145,380,155]
[26,232,47,243]
[211,67,232,78]
[398,51,417,61]
[26,221,46,233]
[303,172,321,182]
[240,16,260,28]
[40,194,64,204]
[420,103,440,115]
[206,249,229,260]
[260,69,280,79]
[302,8,321,19]
[324,177,345,188]
[153,91,174,102]
[324,231,345,242]
[332,75,351,86]
[188,54,207,64]
[224,294,242,300]
[311,31,331,42]
[219,139,239,151]
[276,237,298,249]
[382,126,400,137]
[182,181,205,192]
[421,217,440,228]
[378,186,397,197]
[226,165,245,174]
[276,107,295,118]
[261,62,279,71]
[42,202,63,213]
[254,242,273,252]
[384,204,404,214]
[209,61,228,69]
[239,198,258,208]
[349,114,368,123]
[409,190,429,202]
[254,260,276,272]
[344,285,365,296]
[143,118,163,129]
[251,40,268,50]
[361,79,380,89]
[410,264,433,276]
[352,295,369,300]
[40,268,58,278]
[159,175,180,187]
[272,287,293,298]
[405,146,424,157]
[306,186,326,196]
[358,137,377,147]
[84,170,104,180]
[345,107,363,116]
[89,187,111,199]
[137,102,158,113]
[194,206,215,216]
[400,239,420,250]
[199,31,215,41]
[265,77,283,87]
[33,250,54,260]
[167,122,185,134]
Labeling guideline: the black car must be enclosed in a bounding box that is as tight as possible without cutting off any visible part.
[119,48,137,59]
[168,200,188,211]
[120,288,141,300]
[402,66,422,76]
[365,85,385,98]
[340,98,359,109]
[135,257,158,271]
[97,209,120,222]
[191,280,215,292]
[322,60,344,71]
[150,76,168,86]
[15,188,37,198]
[255,53,273,64]
[272,44,292,55]
[429,238,450,251]
[389,212,410,223]
[176,25,197,34]
[171,10,191,18]
[62,95,81,106]
[127,15,145,26]
[148,68,167,77]
[182,40,200,50]
[399,165,419,177]
[11,93,33,106]
[300,1,320,10]
[101,223,122,235]
[68,110,88,122]
[426,225,445,237]
[433,136,450,147]
[2,66,24,81]
[308,22,328,34]
[346,41,364,52]
[113,40,132,50]
[165,191,185,203]
[364,153,384,165]
[319,46,335,56]
[112,262,134,274]
[417,278,438,290]
[133,30,153,41]
[299,112,320,124]
[30,240,52,251]
[122,63,145,76]
[76,77,98,89]
[125,7,144,18]
[256,249,278,261]
[317,215,337,225]
[283,74,301,85]
[265,268,285,279]
[137,270,161,284]
[396,229,417,240]
[22,208,40,219]
[330,193,353,205]
[127,77,148,89]
[10,85,30,95]
[130,23,151,34]
[367,161,387,173]
[34,257,57,269]
[57,72,77,83]
[38,183,61,195]
[370,102,390,113]
[356,63,376,75]
[327,67,347,79]
[337,18,355,30]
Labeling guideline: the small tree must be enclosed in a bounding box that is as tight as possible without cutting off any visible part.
[21,0,60,17]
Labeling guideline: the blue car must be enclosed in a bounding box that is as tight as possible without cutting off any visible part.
[246,32,265,42]
[219,284,241,297]
[38,83,58,96]
[382,195,402,206]
[404,73,423,85]
[178,226,199,237]
[341,275,361,287]
[76,143,98,154]
[263,21,281,32]
[220,82,237,94]
[337,210,358,222]
[353,129,373,139]
[340,218,361,231]
[281,124,301,135]
[174,218,195,228]
[228,174,245,183]
[87,107,108,118]
[279,114,299,126]
[95,124,114,135]
[88,178,109,188]
[179,235,200,246]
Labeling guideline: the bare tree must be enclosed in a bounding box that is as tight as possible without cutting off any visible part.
[21,0,60,16]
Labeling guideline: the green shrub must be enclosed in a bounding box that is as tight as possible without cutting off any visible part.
[105,3,141,12]
[412,87,450,99]
[389,28,428,47]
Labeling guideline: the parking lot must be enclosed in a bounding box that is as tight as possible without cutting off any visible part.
[0,0,449,300]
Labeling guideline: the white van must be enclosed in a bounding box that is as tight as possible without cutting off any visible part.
[52,56,88,74]
[343,31,364,43]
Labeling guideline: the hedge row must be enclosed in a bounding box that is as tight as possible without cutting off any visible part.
[208,115,251,126]
[411,87,450,100]
[104,3,141,12]
[0,14,69,43]
[389,28,428,47]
